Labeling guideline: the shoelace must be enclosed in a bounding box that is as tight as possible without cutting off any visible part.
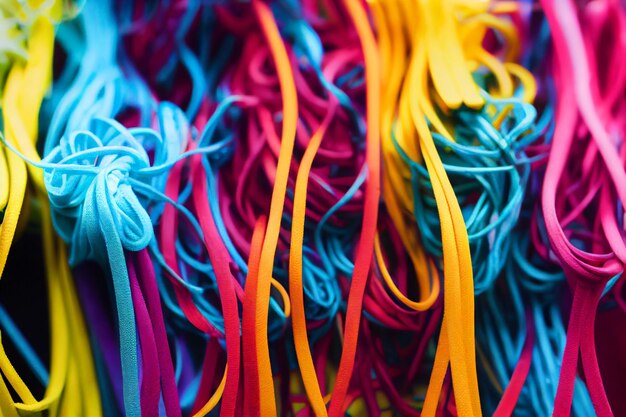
[0,1,102,416]
[3,1,624,416]
[541,0,626,415]
[371,1,545,415]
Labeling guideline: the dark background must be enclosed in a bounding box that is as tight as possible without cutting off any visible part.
[0,225,50,399]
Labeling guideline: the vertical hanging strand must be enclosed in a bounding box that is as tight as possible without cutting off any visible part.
[328,0,381,415]
[251,1,298,415]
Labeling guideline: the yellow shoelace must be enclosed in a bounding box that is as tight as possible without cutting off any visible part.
[0,3,102,415]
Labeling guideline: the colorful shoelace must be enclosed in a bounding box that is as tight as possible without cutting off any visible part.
[0,1,625,416]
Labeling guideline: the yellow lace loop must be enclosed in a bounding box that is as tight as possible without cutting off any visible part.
[371,1,534,415]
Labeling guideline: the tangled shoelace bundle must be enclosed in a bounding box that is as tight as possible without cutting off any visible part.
[35,1,379,415]
[123,1,383,415]
[1,1,626,416]
[38,2,230,415]
[116,1,571,416]
[538,0,626,416]
[216,2,379,415]
[370,1,550,416]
